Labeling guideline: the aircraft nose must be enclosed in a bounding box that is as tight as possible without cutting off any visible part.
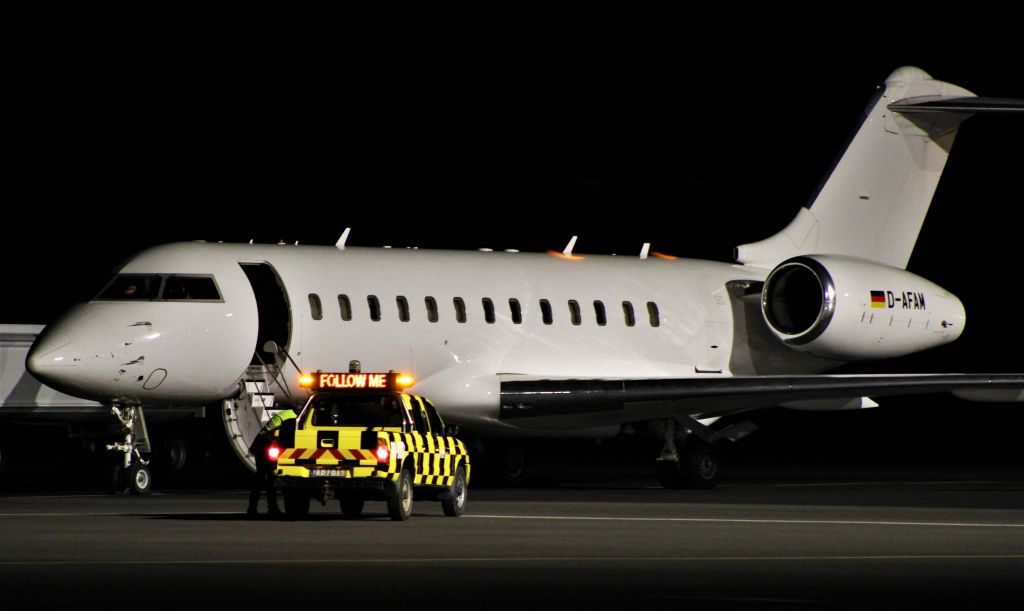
[27,335,80,370]
[25,305,114,398]
[26,326,84,393]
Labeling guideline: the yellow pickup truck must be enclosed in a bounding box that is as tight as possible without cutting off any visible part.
[272,371,470,521]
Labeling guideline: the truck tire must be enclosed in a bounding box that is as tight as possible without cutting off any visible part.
[283,489,311,519]
[442,466,468,517]
[340,496,364,519]
[387,470,413,521]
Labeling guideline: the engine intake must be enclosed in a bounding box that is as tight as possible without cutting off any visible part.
[762,257,835,342]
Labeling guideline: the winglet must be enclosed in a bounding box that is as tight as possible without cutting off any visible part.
[562,235,578,256]
[336,227,351,251]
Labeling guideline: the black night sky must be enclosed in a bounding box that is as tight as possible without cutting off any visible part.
[5,7,1023,387]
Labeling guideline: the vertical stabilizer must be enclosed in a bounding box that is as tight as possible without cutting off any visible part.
[735,67,975,270]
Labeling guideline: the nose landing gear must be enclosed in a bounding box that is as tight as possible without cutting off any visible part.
[106,404,153,495]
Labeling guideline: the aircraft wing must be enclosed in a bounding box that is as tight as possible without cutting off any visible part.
[498,373,1024,430]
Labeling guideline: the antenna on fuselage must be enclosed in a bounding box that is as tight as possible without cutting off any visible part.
[336,227,351,251]
[563,235,578,257]
[640,243,650,259]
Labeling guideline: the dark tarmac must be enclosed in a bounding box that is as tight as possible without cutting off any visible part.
[2,463,1023,610]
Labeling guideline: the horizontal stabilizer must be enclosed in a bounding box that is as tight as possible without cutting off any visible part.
[890,97,1024,114]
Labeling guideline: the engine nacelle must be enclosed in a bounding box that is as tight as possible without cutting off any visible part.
[761,255,965,360]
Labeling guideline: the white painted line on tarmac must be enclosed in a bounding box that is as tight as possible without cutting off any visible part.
[465,514,1024,528]
[2,554,1024,567]
[2,511,1024,529]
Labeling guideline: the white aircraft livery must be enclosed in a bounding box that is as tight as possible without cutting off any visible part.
[25,67,1024,492]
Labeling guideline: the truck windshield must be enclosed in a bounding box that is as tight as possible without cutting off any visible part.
[309,394,405,428]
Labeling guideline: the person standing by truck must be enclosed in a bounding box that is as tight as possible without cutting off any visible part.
[246,407,296,518]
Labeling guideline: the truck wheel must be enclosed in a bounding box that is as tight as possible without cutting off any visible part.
[128,463,152,495]
[340,496,364,519]
[283,489,311,519]
[387,470,413,521]
[442,466,467,517]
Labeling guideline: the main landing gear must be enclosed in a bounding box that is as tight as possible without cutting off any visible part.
[106,404,153,495]
[654,417,756,489]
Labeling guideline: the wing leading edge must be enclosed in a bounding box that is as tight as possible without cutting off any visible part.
[499,374,1024,430]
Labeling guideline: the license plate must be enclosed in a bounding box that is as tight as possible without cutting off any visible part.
[310,468,350,478]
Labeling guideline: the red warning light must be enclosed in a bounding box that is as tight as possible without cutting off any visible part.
[267,442,282,462]
[375,439,390,463]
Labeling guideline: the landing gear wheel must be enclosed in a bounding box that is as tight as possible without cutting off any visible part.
[163,434,189,472]
[283,489,311,519]
[655,460,684,489]
[681,441,720,489]
[481,442,525,486]
[340,497,364,519]
[388,470,413,521]
[442,466,468,517]
[109,463,129,495]
[127,463,152,495]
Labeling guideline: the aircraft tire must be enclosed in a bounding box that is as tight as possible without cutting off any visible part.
[128,463,152,495]
[681,441,720,489]
[109,463,129,495]
[655,460,685,489]
[162,433,189,472]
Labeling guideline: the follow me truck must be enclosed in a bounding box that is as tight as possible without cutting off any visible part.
[268,371,470,521]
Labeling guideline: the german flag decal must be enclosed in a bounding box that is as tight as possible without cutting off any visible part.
[870,291,886,308]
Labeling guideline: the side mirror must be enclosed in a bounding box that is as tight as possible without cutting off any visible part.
[445,424,459,437]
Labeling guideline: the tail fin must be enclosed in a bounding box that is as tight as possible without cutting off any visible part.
[736,67,987,270]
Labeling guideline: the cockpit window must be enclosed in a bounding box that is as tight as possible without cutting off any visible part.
[96,274,221,302]
[163,276,221,301]
[97,274,163,300]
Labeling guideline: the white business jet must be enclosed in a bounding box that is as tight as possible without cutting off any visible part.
[26,67,1024,493]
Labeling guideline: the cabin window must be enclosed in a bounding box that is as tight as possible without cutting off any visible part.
[623,301,636,327]
[425,296,439,323]
[509,298,523,324]
[454,297,467,323]
[338,295,352,321]
[540,299,553,325]
[594,300,607,326]
[397,296,410,322]
[368,295,381,321]
[568,300,581,326]
[647,301,661,327]
[308,294,323,321]
[482,298,496,324]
